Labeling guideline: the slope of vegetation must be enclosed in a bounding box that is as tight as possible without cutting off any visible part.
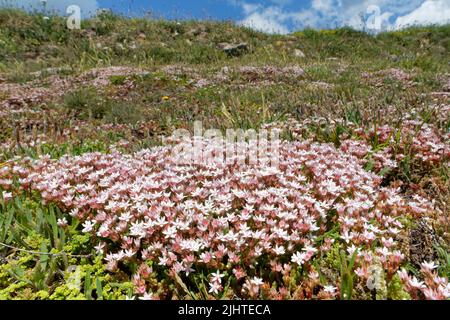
[0,9,449,300]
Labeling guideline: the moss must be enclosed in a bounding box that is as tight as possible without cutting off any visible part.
[49,284,85,300]
[34,290,50,300]
[387,274,411,300]
[0,282,28,300]
[323,242,342,270]
[101,282,134,300]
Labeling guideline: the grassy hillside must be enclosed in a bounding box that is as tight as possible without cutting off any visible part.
[0,9,449,300]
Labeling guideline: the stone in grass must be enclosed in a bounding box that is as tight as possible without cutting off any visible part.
[30,67,72,78]
[293,49,305,58]
[218,42,249,56]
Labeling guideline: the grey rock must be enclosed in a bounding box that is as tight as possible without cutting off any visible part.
[293,49,305,58]
[218,42,249,56]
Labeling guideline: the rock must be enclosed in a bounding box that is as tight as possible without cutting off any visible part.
[308,81,334,90]
[24,51,39,59]
[115,43,125,51]
[221,66,230,74]
[218,42,249,56]
[81,28,96,38]
[390,55,400,62]
[30,67,72,78]
[187,26,207,37]
[197,31,209,43]
[443,76,450,92]
[293,49,305,58]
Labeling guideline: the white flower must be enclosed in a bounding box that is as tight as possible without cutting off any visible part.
[124,249,135,259]
[158,256,169,266]
[208,281,221,295]
[291,251,307,265]
[421,261,438,272]
[1,191,12,201]
[251,277,264,286]
[323,285,337,294]
[162,226,177,238]
[443,283,450,298]
[273,245,285,255]
[94,242,106,255]
[302,245,318,254]
[184,264,195,276]
[57,217,68,227]
[341,231,352,243]
[377,247,391,257]
[210,270,225,284]
[139,292,154,300]
[69,208,79,217]
[119,212,133,222]
[409,276,425,289]
[347,244,358,256]
[82,220,96,233]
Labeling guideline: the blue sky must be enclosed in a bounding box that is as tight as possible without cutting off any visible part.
[2,0,450,33]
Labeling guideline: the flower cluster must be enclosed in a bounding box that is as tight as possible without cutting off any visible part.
[398,261,450,300]
[1,136,439,299]
[264,117,449,173]
[353,120,450,166]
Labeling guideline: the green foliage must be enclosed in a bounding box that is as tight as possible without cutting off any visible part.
[339,249,358,300]
[102,101,142,125]
[387,274,411,300]
[63,88,104,120]
[435,246,450,279]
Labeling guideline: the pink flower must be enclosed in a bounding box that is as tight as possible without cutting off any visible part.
[232,267,246,280]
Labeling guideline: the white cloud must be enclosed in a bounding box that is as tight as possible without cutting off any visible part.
[240,6,290,34]
[238,0,450,34]
[270,0,293,5]
[311,0,335,12]
[241,2,261,15]
[395,0,450,29]
[4,0,99,18]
